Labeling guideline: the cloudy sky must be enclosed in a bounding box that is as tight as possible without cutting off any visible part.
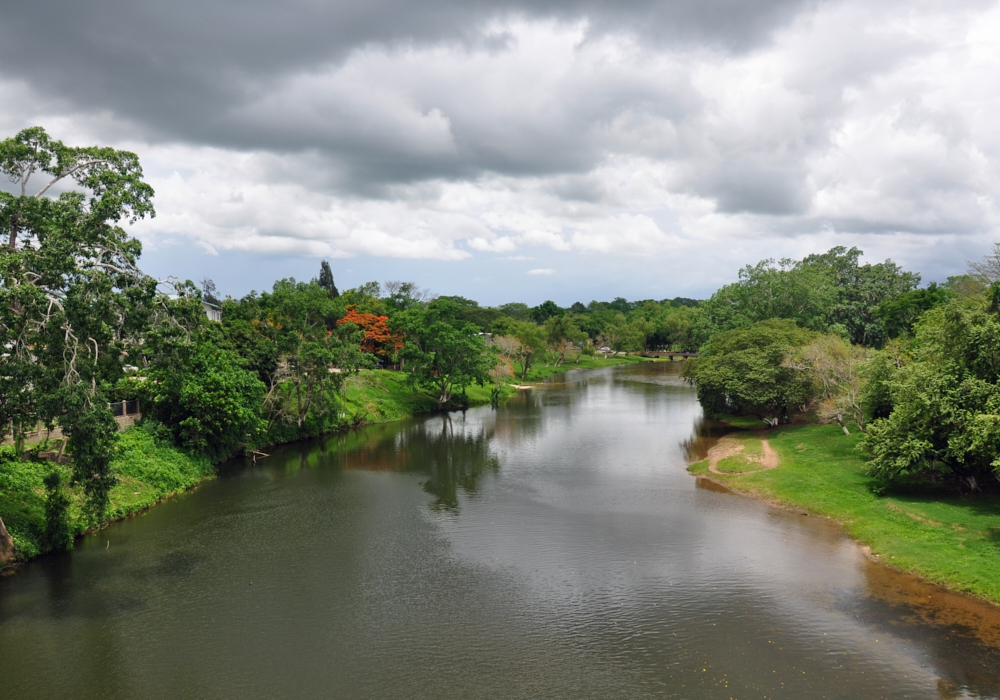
[2,0,999,304]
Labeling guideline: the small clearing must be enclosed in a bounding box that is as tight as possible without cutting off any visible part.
[707,436,779,474]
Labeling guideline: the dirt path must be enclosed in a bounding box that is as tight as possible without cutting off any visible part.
[707,437,779,475]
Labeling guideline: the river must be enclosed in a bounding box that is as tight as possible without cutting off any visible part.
[1,362,999,699]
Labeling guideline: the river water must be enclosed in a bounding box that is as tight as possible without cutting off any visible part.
[2,362,999,699]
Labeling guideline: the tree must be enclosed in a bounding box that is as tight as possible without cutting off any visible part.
[140,336,266,462]
[684,319,817,426]
[800,247,919,347]
[860,298,1000,492]
[337,307,404,358]
[223,279,370,434]
[393,300,495,403]
[317,260,339,298]
[201,277,220,305]
[785,335,869,434]
[509,321,547,380]
[383,280,430,311]
[968,241,1000,283]
[0,126,156,516]
[691,247,918,349]
[530,300,563,324]
[876,283,950,339]
[545,315,587,365]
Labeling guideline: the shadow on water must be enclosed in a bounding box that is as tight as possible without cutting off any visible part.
[681,415,737,463]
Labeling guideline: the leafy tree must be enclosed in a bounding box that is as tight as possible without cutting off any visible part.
[393,299,495,403]
[0,126,156,516]
[785,335,869,434]
[141,337,266,462]
[801,247,919,347]
[530,300,563,324]
[317,260,339,298]
[338,282,385,315]
[497,302,531,321]
[877,282,950,339]
[510,321,547,380]
[383,280,429,311]
[223,279,370,433]
[860,298,1000,492]
[545,315,587,365]
[684,319,817,426]
[860,338,912,421]
[691,247,918,349]
[434,295,503,331]
[692,258,836,345]
[337,307,404,358]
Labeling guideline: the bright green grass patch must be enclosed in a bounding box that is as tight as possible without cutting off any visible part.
[520,354,654,383]
[341,370,496,425]
[0,427,212,567]
[105,428,213,522]
[690,423,1000,603]
[715,437,766,473]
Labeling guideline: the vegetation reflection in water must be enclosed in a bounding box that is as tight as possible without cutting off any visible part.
[259,411,505,512]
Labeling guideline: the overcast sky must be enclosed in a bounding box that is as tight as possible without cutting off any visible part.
[2,0,999,304]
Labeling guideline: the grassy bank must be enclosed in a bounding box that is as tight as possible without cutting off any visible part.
[517,353,654,383]
[1,428,213,564]
[689,423,1000,604]
[339,369,496,425]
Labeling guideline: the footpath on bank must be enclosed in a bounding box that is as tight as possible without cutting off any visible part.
[0,354,652,572]
[688,422,1000,605]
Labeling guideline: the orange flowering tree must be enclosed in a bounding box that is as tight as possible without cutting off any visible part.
[337,306,404,358]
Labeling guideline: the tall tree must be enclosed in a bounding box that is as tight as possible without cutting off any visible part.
[393,299,495,403]
[684,319,817,426]
[317,260,339,298]
[0,126,156,517]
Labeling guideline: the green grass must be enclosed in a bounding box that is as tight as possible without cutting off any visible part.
[715,437,766,473]
[340,369,496,424]
[689,423,1000,603]
[0,428,212,567]
[519,353,654,383]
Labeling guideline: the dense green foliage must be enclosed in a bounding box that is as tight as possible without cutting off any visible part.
[692,247,918,348]
[861,289,1000,492]
[393,299,496,403]
[1,126,158,517]
[3,125,999,591]
[684,320,816,424]
[0,427,213,563]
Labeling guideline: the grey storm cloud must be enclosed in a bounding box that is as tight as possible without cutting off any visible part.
[0,0,809,184]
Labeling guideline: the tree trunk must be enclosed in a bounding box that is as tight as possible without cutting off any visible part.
[296,382,303,427]
[0,516,15,568]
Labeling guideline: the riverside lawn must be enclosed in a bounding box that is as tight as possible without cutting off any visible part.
[689,422,1000,604]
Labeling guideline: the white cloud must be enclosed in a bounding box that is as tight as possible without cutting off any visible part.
[527,268,556,275]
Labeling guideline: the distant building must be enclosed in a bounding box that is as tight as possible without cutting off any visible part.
[202,300,222,322]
